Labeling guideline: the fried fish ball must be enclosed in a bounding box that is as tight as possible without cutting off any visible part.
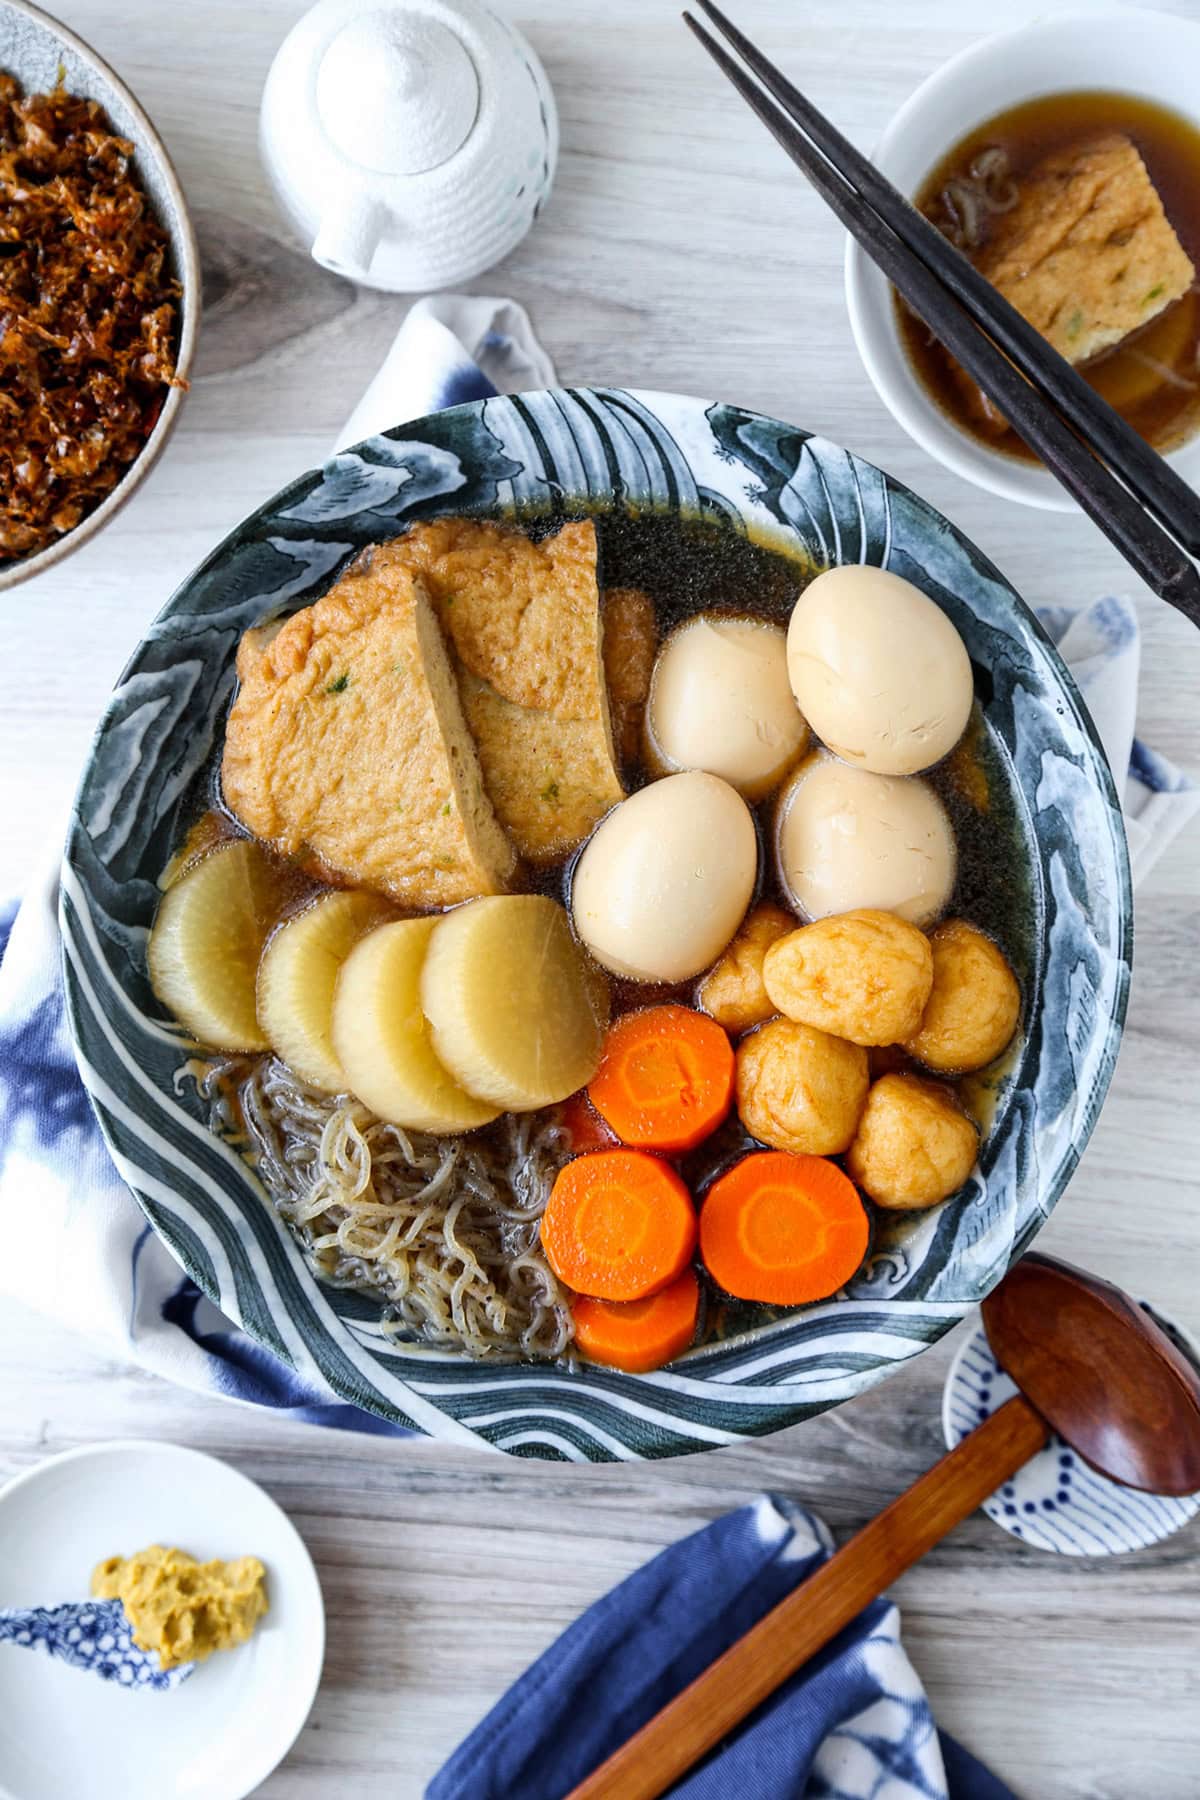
[847,1073,979,1210]
[904,919,1021,1074]
[697,902,796,1033]
[762,909,934,1047]
[736,1016,869,1156]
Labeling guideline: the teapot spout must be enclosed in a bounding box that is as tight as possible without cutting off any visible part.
[312,195,385,281]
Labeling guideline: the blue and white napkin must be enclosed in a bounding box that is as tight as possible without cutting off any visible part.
[429,1493,1017,1800]
[0,295,1195,1426]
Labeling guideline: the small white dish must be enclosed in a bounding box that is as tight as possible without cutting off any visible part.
[844,8,1200,512]
[0,1441,324,1800]
[943,1307,1200,1555]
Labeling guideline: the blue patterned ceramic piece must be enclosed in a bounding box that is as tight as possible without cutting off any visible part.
[943,1309,1200,1555]
[60,389,1131,1461]
[0,1598,193,1691]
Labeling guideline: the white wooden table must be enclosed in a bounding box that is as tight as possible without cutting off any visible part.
[3,2,1199,1793]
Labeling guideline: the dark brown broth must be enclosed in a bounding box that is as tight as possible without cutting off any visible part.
[897,90,1200,461]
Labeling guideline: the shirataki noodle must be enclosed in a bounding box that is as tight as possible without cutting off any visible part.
[200,1055,576,1362]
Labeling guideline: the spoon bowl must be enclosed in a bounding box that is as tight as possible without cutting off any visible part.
[983,1253,1200,1495]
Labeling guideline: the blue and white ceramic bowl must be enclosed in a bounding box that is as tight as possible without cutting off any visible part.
[60,390,1132,1461]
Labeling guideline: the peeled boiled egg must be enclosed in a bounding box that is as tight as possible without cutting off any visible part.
[645,615,809,799]
[776,753,955,926]
[572,771,758,983]
[786,566,973,776]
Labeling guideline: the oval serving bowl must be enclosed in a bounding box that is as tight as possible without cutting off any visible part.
[0,0,199,592]
[61,389,1131,1462]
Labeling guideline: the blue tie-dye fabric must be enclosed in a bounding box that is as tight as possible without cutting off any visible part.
[428,1495,1016,1800]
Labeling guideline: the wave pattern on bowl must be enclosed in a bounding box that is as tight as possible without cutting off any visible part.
[61,388,1130,1460]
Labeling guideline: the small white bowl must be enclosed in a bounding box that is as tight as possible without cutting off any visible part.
[845,8,1200,512]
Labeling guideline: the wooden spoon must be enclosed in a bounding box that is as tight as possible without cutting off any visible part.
[565,1252,1200,1800]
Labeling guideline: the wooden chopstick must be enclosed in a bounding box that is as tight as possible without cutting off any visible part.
[696,0,1200,560]
[563,1396,1050,1800]
[682,8,1200,626]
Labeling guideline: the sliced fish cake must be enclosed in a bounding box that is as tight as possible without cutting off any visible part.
[378,518,625,860]
[222,549,517,907]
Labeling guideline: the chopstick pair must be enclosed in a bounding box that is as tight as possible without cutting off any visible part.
[683,0,1200,627]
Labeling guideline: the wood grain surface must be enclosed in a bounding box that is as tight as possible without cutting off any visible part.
[2,2,1199,1796]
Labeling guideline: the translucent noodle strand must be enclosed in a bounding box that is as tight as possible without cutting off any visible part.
[206,1055,576,1363]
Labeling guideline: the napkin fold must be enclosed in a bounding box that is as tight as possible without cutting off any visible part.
[428,1493,1017,1800]
[0,295,1195,1428]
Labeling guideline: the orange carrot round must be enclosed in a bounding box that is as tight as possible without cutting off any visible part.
[541,1148,697,1302]
[572,1269,701,1373]
[587,1004,735,1154]
[700,1151,869,1305]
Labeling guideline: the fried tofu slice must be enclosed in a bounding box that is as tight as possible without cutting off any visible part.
[381,518,625,861]
[221,550,517,908]
[976,134,1194,364]
[454,670,629,860]
[601,587,658,768]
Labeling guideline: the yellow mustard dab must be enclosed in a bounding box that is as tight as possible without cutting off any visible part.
[91,1545,268,1671]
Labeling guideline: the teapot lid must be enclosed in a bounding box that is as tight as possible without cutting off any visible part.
[316,8,480,176]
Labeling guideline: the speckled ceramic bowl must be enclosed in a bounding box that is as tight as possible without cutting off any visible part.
[0,0,199,592]
[61,390,1132,1461]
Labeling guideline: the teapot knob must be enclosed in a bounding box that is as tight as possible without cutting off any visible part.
[315,10,479,177]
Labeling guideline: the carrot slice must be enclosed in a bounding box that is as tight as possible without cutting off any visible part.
[587,1004,735,1153]
[572,1269,701,1373]
[700,1151,869,1305]
[541,1148,697,1301]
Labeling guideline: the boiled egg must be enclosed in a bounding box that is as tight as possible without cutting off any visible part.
[571,771,758,983]
[645,615,808,799]
[786,566,972,776]
[776,753,955,926]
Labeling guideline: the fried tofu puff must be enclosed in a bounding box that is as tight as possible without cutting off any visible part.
[763,909,934,1047]
[697,902,796,1034]
[736,1017,868,1156]
[904,919,1021,1074]
[847,1073,979,1210]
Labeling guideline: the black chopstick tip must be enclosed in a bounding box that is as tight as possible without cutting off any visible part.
[681,13,715,53]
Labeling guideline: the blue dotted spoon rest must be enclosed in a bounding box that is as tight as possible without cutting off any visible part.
[944,1306,1200,1555]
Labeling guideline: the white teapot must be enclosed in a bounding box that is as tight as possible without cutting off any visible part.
[260,0,558,291]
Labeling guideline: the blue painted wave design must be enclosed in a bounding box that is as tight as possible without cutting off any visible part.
[61,389,1130,1460]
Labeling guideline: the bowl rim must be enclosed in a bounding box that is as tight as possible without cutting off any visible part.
[843,6,1200,510]
[58,387,1133,1461]
[0,0,201,593]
